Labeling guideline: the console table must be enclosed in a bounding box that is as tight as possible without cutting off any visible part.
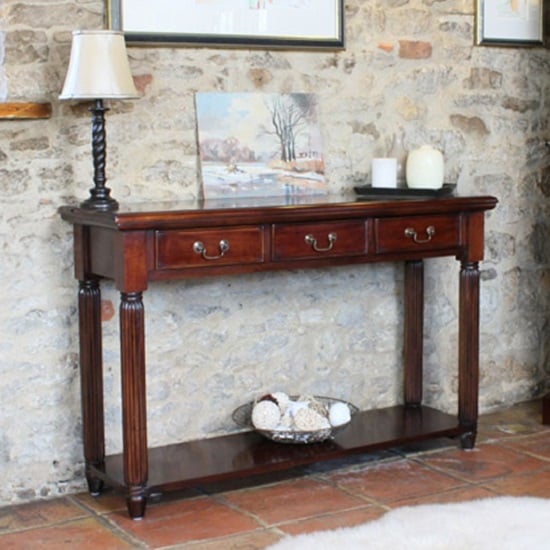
[60,193,497,519]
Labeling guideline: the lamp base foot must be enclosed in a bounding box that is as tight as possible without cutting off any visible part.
[80,195,119,212]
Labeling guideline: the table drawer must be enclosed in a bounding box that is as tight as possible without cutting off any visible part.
[155,227,264,269]
[272,221,366,261]
[375,214,460,254]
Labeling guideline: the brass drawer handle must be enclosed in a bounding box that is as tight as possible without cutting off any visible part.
[193,239,230,260]
[305,232,337,252]
[404,225,435,244]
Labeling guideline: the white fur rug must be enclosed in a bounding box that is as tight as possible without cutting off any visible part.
[267,497,550,550]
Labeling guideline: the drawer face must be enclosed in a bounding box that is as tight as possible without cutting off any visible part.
[272,221,366,261]
[375,214,460,254]
[155,227,264,270]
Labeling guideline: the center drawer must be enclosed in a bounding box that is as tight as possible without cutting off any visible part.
[155,226,264,270]
[272,221,366,261]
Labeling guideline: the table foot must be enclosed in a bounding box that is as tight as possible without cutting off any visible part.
[87,477,104,497]
[460,430,477,450]
[85,462,105,496]
[126,491,147,520]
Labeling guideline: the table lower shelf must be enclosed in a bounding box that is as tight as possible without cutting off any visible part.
[93,405,469,496]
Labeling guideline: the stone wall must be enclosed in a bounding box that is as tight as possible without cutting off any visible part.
[0,0,548,506]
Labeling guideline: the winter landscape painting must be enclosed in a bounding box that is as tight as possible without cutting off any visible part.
[195,92,327,199]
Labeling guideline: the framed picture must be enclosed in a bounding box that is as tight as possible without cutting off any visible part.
[195,92,327,199]
[107,0,344,49]
[476,0,544,46]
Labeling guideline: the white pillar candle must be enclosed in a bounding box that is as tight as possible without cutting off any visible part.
[371,158,397,188]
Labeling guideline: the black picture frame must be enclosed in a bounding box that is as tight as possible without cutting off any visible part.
[476,0,544,46]
[107,0,344,49]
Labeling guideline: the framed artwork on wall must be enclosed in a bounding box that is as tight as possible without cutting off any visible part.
[107,0,344,49]
[476,0,544,46]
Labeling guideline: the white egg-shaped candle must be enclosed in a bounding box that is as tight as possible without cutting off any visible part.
[406,145,444,189]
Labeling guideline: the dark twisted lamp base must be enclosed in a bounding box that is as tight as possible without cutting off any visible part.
[81,98,119,211]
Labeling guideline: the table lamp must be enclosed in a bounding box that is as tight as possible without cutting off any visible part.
[60,30,139,211]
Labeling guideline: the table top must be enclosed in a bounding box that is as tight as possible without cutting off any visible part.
[59,192,498,231]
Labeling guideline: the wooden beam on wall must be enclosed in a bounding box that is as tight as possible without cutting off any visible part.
[0,102,52,120]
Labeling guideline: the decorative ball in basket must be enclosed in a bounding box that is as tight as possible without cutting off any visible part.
[232,392,358,444]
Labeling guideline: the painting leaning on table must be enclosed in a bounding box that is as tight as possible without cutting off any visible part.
[195,92,327,199]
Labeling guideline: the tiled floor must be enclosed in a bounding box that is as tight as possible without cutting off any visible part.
[1,399,549,549]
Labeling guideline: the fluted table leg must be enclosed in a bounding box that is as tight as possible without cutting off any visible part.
[120,291,148,519]
[78,278,105,495]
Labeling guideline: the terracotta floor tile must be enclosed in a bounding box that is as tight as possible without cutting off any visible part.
[277,505,386,536]
[477,400,546,441]
[481,467,550,498]
[72,491,128,515]
[500,431,550,461]
[108,495,260,547]
[173,529,281,549]
[387,485,498,508]
[0,498,86,533]
[0,517,135,550]
[222,478,365,525]
[327,458,464,504]
[73,487,201,516]
[419,443,548,482]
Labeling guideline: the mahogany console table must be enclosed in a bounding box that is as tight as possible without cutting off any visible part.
[60,193,497,519]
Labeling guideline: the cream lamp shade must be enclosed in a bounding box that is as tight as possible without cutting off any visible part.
[60,30,139,100]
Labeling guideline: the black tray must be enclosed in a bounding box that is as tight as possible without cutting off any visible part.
[354,183,456,199]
